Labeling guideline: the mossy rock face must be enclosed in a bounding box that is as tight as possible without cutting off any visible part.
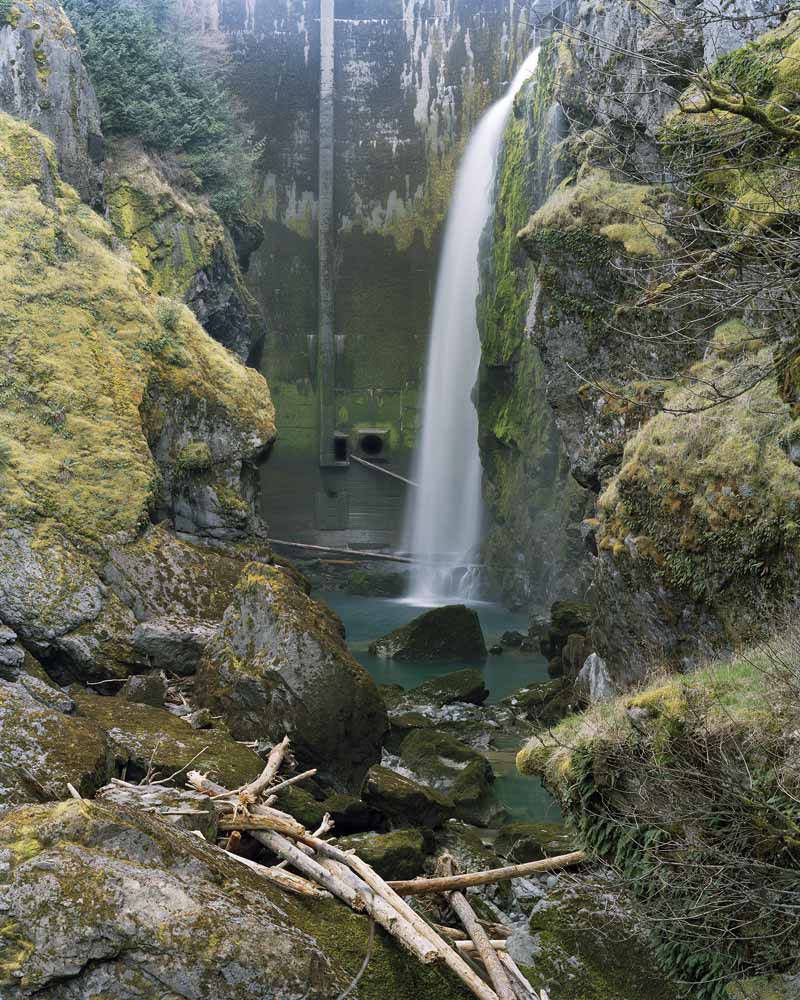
[334,828,434,880]
[363,765,452,829]
[0,675,114,806]
[71,687,263,788]
[524,880,680,1000]
[385,711,435,753]
[368,605,487,661]
[195,565,387,791]
[0,799,473,999]
[494,822,576,863]
[105,139,263,361]
[398,730,503,827]
[436,819,514,910]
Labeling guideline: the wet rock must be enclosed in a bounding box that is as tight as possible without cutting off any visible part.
[562,633,593,680]
[0,675,113,807]
[195,565,387,791]
[322,793,381,834]
[96,782,219,840]
[0,799,471,999]
[494,823,576,863]
[726,975,800,999]
[363,765,451,829]
[71,688,263,788]
[402,669,489,708]
[500,630,526,648]
[369,605,487,661]
[334,828,434,880]
[121,671,168,708]
[538,601,591,660]
[132,616,217,676]
[437,820,514,910]
[575,653,616,703]
[385,711,435,753]
[398,730,503,827]
[489,644,504,655]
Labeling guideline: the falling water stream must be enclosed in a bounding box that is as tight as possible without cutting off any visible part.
[403,47,541,605]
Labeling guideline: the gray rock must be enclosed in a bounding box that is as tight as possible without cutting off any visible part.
[368,604,487,661]
[400,668,489,708]
[398,729,504,827]
[0,675,113,807]
[0,0,104,203]
[96,782,219,840]
[132,616,217,676]
[363,765,452,830]
[575,653,616,703]
[71,687,264,789]
[334,828,433,881]
[0,799,471,1000]
[0,625,24,677]
[121,671,168,708]
[195,565,387,791]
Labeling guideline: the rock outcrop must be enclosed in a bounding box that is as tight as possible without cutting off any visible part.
[0,0,104,203]
[105,140,264,360]
[195,565,387,791]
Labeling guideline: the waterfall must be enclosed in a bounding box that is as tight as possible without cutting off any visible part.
[402,46,541,606]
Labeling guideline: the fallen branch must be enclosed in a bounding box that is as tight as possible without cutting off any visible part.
[499,953,545,1000]
[221,848,330,898]
[219,810,307,839]
[388,851,587,895]
[265,768,318,797]
[456,940,508,953]
[441,853,516,1000]
[305,836,501,1000]
[238,735,290,801]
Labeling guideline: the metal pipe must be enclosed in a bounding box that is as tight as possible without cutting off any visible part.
[349,454,418,487]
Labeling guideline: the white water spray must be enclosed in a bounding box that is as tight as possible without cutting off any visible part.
[403,47,541,605]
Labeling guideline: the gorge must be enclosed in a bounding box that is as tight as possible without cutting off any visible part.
[1,0,800,998]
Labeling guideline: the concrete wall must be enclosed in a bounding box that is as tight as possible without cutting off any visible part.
[186,0,542,547]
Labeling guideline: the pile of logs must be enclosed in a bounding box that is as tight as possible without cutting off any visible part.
[164,737,583,1000]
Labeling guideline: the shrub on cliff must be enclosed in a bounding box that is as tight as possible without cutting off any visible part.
[518,637,800,998]
[63,0,256,221]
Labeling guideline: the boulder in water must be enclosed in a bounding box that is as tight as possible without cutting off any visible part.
[401,668,489,707]
[334,828,434,880]
[368,604,487,661]
[494,822,576,863]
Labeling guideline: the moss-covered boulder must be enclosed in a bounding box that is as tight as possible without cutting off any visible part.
[398,730,503,827]
[195,565,387,791]
[402,668,489,707]
[0,675,113,805]
[363,765,452,829]
[369,605,487,661]
[71,687,263,788]
[0,799,473,999]
[334,828,433,880]
[503,678,574,727]
[727,976,800,999]
[494,822,576,863]
[524,880,680,1000]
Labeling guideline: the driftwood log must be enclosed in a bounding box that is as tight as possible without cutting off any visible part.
[388,851,586,895]
[179,736,568,1000]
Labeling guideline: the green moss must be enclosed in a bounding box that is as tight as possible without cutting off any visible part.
[176,440,212,475]
[0,0,20,27]
[0,113,274,545]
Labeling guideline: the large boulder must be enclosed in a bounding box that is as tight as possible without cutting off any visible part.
[400,668,489,708]
[334,828,433,880]
[72,688,264,789]
[195,565,387,791]
[363,765,452,829]
[0,675,113,806]
[494,822,576,863]
[397,730,503,827]
[0,799,472,999]
[369,605,487,661]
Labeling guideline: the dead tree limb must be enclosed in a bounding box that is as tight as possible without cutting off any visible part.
[387,851,587,895]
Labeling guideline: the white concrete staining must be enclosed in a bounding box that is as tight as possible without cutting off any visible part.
[297,13,310,64]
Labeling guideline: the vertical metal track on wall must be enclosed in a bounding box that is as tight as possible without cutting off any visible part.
[318,0,336,467]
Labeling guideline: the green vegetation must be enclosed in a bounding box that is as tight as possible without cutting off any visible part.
[0,111,273,544]
[519,643,800,998]
[62,0,257,221]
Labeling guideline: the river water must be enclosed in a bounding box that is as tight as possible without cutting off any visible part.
[320,591,562,823]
